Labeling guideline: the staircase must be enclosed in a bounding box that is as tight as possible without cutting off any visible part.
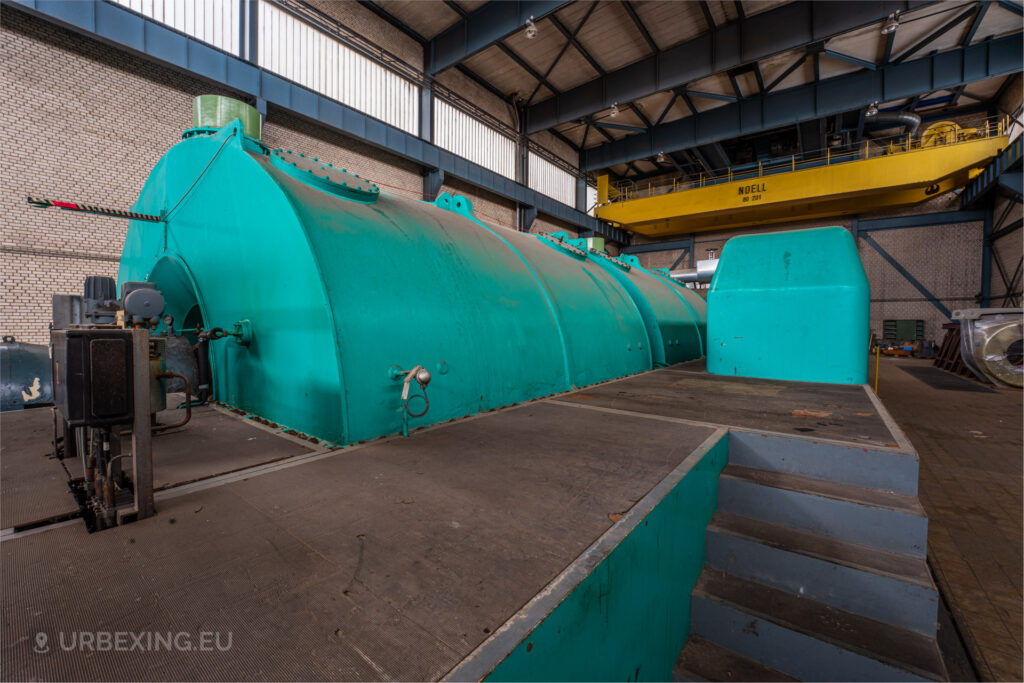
[675,431,947,682]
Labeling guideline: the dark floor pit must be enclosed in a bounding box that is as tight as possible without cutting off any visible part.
[897,365,996,393]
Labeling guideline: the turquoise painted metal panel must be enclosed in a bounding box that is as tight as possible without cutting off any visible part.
[649,268,707,357]
[485,433,729,682]
[118,116,704,444]
[706,227,869,384]
[544,237,706,366]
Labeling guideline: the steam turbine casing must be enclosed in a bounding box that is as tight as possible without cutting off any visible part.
[119,121,706,443]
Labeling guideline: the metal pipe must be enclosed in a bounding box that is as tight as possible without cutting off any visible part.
[153,371,192,432]
[194,338,212,403]
[670,258,719,283]
[866,110,921,138]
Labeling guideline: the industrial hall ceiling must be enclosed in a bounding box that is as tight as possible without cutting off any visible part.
[362,0,1024,180]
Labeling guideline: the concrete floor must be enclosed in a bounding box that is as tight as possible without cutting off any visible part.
[1,366,905,681]
[874,357,1023,682]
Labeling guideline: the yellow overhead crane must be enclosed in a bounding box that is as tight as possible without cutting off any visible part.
[595,119,1011,237]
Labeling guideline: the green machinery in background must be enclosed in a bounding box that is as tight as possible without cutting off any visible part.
[118,96,706,445]
[706,227,870,385]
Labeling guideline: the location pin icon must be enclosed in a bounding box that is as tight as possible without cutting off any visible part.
[34,632,49,653]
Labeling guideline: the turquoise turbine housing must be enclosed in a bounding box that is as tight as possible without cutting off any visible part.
[706,226,869,385]
[119,119,706,444]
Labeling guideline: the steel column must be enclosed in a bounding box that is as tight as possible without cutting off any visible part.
[423,168,445,201]
[575,176,587,213]
[420,81,434,143]
[520,204,538,231]
[129,329,154,522]
[981,207,994,307]
[240,0,258,63]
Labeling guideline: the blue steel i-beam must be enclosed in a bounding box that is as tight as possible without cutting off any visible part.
[981,208,993,308]
[428,1,570,75]
[5,0,629,243]
[582,33,1023,171]
[856,210,988,232]
[860,233,952,319]
[526,1,931,133]
[622,238,695,255]
[423,168,445,201]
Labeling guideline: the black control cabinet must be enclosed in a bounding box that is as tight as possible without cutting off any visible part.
[52,328,134,427]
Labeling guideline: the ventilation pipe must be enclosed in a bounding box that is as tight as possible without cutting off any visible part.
[866,110,921,138]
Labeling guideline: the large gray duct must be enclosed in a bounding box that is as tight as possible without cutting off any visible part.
[866,110,921,138]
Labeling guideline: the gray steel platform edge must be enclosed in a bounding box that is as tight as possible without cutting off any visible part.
[443,428,729,682]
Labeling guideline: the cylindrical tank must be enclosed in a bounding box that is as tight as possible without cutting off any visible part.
[0,336,53,411]
[119,107,705,444]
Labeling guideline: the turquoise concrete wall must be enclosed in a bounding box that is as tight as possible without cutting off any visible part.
[485,432,729,682]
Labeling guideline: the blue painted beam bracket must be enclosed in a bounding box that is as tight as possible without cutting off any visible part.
[6,0,630,244]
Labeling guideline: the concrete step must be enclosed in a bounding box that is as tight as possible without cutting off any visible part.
[728,431,919,495]
[705,512,938,635]
[691,569,947,682]
[717,464,928,557]
[673,635,798,682]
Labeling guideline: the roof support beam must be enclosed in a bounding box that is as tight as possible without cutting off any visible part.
[527,2,599,104]
[526,1,929,134]
[881,27,896,65]
[627,102,653,128]
[698,1,715,30]
[823,49,876,71]
[963,1,990,46]
[496,42,560,95]
[357,1,513,108]
[547,8,603,75]
[582,34,1023,171]
[428,0,571,74]
[688,90,736,103]
[764,54,807,92]
[593,120,646,133]
[622,1,659,54]
[893,5,976,64]
[655,93,679,125]
[999,0,1023,16]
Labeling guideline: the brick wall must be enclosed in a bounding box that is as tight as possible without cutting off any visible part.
[0,8,573,344]
[0,8,228,344]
